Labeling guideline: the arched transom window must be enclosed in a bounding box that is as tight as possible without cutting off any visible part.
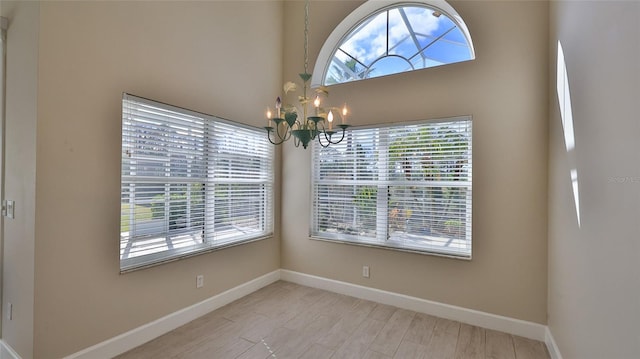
[313,1,475,87]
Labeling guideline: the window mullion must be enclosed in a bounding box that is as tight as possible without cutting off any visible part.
[350,138,357,231]
[163,183,170,236]
[377,128,389,243]
[205,120,215,244]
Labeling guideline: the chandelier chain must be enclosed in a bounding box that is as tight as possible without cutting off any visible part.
[304,0,309,74]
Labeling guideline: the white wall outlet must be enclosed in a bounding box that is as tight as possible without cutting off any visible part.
[362,265,370,278]
[196,275,204,288]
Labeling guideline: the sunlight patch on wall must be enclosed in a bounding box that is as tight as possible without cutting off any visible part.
[557,41,581,227]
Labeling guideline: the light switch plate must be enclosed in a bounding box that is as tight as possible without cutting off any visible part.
[2,200,14,219]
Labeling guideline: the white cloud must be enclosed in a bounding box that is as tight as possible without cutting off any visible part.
[404,7,440,36]
[338,6,443,65]
[340,12,387,64]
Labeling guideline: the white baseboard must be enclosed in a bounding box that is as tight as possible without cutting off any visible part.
[63,268,563,359]
[64,270,280,359]
[545,326,563,359]
[280,269,547,342]
[0,340,21,359]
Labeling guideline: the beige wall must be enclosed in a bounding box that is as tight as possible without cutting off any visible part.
[6,0,608,357]
[548,1,640,358]
[1,1,38,358]
[2,1,284,358]
[281,0,549,323]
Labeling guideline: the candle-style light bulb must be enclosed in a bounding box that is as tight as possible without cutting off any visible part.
[314,95,320,116]
[275,97,282,118]
[342,104,348,124]
[328,110,333,130]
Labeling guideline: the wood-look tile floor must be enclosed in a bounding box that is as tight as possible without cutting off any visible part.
[116,281,550,359]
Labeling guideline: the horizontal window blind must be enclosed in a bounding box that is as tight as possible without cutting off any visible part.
[312,117,472,258]
[121,94,273,272]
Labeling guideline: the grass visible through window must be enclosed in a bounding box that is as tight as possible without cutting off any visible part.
[120,204,152,233]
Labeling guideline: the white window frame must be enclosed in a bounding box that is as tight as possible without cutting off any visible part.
[311,116,472,259]
[120,94,274,272]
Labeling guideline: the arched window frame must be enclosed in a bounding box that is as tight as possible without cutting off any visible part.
[311,0,475,88]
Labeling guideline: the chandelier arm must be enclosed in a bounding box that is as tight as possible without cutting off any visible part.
[320,127,349,145]
[275,121,292,141]
[266,128,287,145]
[317,132,333,148]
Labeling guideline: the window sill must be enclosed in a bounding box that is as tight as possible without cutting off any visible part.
[120,234,273,274]
[309,235,471,261]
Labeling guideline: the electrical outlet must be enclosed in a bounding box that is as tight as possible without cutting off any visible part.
[362,265,370,278]
[196,275,204,288]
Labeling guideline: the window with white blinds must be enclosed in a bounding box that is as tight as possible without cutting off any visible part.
[121,94,274,272]
[311,117,472,258]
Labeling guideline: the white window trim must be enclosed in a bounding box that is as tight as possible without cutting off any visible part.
[311,0,476,88]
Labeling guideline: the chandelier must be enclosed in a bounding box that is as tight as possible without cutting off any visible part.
[264,0,350,149]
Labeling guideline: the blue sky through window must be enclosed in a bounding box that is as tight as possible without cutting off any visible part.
[324,5,473,85]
